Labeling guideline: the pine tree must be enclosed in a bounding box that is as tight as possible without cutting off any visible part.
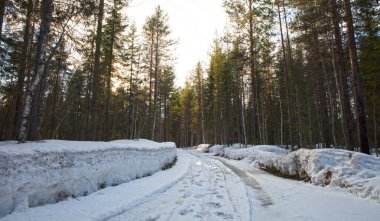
[343,0,370,154]
[142,6,174,141]
[102,0,127,141]
[91,0,105,140]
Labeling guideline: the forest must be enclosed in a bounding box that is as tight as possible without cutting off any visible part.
[0,0,378,154]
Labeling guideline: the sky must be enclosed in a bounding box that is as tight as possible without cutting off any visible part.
[125,0,227,86]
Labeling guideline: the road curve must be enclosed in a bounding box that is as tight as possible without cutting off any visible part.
[108,150,253,221]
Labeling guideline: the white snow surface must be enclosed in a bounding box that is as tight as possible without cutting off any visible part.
[208,145,225,155]
[226,157,380,221]
[208,144,254,155]
[1,150,380,221]
[0,139,176,218]
[219,145,380,202]
[195,144,211,152]
[0,139,175,154]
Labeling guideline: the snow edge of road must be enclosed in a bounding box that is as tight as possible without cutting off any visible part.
[1,150,191,221]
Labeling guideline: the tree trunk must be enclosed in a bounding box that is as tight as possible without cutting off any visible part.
[279,94,284,145]
[374,103,378,156]
[307,100,313,148]
[330,0,355,150]
[163,95,168,141]
[18,0,53,143]
[0,0,6,41]
[152,30,160,141]
[91,0,104,140]
[241,74,247,146]
[247,0,258,144]
[29,69,47,141]
[128,35,135,139]
[148,32,154,138]
[50,63,61,138]
[314,32,331,149]
[343,0,370,154]
[277,2,291,147]
[282,0,301,148]
[104,8,116,141]
[200,72,205,144]
[13,0,34,139]
[322,54,337,147]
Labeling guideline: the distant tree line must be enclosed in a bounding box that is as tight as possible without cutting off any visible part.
[0,0,378,154]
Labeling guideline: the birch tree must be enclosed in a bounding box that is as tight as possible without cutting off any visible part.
[18,0,54,142]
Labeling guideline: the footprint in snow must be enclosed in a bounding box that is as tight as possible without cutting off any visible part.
[215,212,233,219]
[179,208,194,215]
[207,202,221,209]
[144,214,160,221]
[194,214,203,218]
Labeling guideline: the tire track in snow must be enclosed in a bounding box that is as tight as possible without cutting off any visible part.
[211,156,273,207]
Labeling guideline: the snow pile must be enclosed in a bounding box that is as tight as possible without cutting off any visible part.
[208,145,225,155]
[220,145,380,202]
[294,149,380,202]
[209,144,257,156]
[195,144,211,152]
[0,139,176,217]
[0,150,190,221]
[221,145,295,175]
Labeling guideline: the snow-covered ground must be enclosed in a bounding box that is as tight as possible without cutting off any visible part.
[224,156,380,221]
[2,148,380,221]
[0,139,176,217]
[218,145,380,203]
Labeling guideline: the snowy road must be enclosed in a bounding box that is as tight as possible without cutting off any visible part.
[108,150,380,221]
[109,151,252,220]
[3,149,380,221]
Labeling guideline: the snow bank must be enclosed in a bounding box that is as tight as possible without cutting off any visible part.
[0,150,190,221]
[294,149,380,202]
[221,145,296,175]
[208,144,255,156]
[220,145,380,202]
[208,145,225,155]
[195,144,211,152]
[0,139,176,217]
